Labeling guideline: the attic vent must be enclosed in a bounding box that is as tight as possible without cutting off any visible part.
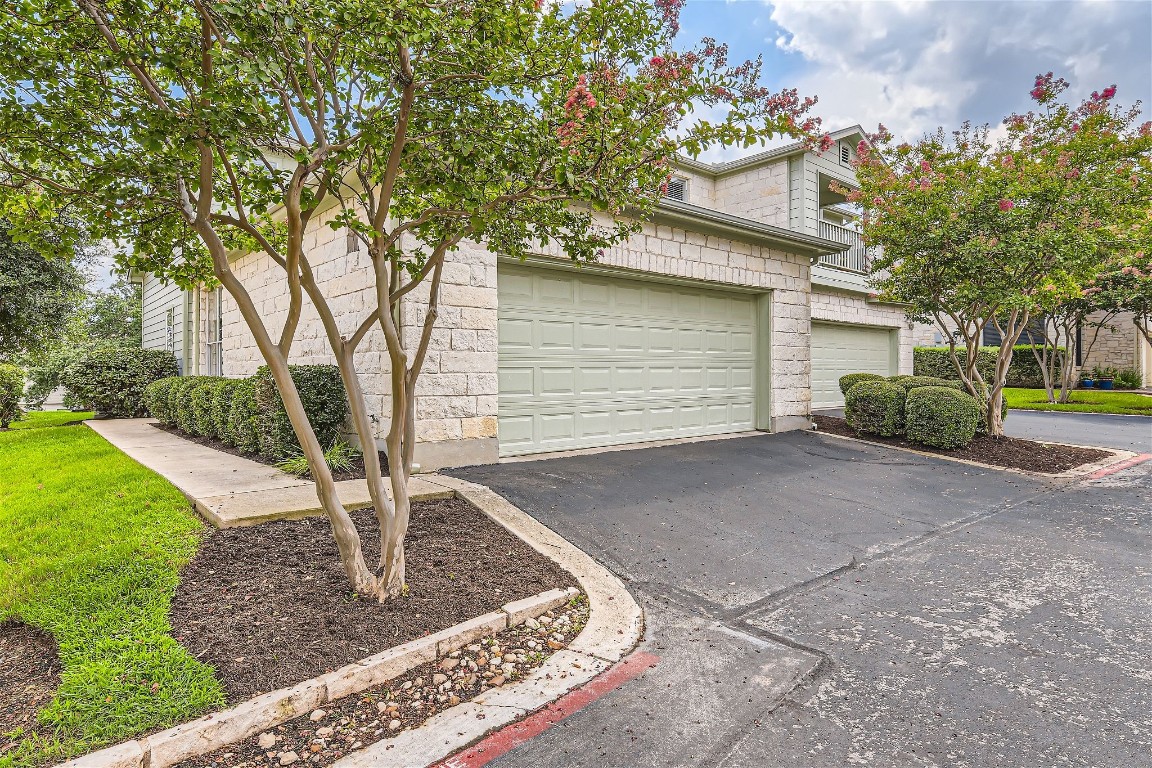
[665,176,688,201]
[840,143,851,164]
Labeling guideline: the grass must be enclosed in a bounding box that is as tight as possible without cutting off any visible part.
[6,410,93,430]
[1004,387,1152,416]
[0,412,224,767]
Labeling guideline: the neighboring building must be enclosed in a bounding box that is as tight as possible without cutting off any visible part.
[141,126,913,468]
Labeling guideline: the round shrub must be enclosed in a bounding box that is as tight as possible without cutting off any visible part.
[211,379,240,444]
[905,386,981,449]
[844,380,906,437]
[189,379,223,437]
[252,364,348,459]
[838,372,886,396]
[891,375,963,393]
[142,376,180,424]
[59,346,179,418]
[0,362,24,429]
[168,376,215,434]
[228,378,261,453]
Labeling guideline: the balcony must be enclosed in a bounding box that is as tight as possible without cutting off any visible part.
[818,220,872,274]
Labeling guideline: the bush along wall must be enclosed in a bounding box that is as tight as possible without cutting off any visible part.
[144,365,348,460]
[913,345,1058,389]
[60,346,179,418]
[844,380,906,437]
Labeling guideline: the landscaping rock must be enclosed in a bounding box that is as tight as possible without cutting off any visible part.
[257,733,277,749]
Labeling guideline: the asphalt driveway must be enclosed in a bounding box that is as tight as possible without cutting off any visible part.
[447,430,1152,767]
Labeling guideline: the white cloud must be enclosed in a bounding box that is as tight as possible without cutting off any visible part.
[767,0,1151,142]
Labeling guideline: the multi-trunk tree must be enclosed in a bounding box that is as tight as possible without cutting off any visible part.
[0,0,825,599]
[849,75,1151,435]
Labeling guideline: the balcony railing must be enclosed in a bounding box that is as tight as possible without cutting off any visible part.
[818,220,873,274]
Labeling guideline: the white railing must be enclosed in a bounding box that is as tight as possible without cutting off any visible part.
[818,221,872,274]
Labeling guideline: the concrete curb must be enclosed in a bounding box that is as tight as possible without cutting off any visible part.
[809,429,1140,479]
[54,588,577,768]
[55,478,643,768]
[327,475,645,768]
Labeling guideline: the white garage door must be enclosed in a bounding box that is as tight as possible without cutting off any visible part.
[498,264,758,456]
[811,322,894,409]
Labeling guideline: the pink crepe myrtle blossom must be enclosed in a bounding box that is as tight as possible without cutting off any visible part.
[998,199,1015,211]
[919,160,931,173]
[654,0,686,35]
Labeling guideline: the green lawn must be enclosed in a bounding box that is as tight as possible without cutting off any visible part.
[0,412,224,767]
[7,411,92,430]
[1005,387,1152,416]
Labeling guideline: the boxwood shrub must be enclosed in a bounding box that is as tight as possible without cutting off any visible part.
[169,376,216,434]
[252,365,348,459]
[838,372,886,396]
[142,376,181,424]
[844,380,906,437]
[228,378,261,453]
[211,378,241,440]
[905,386,981,449]
[0,362,24,429]
[59,346,179,418]
[189,379,225,438]
[891,375,963,393]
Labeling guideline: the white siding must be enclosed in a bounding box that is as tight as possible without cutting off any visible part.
[141,273,188,373]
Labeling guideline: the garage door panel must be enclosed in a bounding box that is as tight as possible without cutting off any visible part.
[499,265,758,456]
[811,322,894,409]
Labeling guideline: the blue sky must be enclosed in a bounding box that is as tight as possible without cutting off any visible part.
[677,0,1151,161]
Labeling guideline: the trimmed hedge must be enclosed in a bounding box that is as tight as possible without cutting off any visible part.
[838,372,886,396]
[142,377,179,424]
[0,362,24,429]
[211,378,241,440]
[913,345,1058,388]
[59,346,179,418]
[228,379,261,453]
[845,380,906,437]
[171,376,215,434]
[252,365,348,459]
[190,379,224,438]
[905,387,981,449]
[889,375,963,393]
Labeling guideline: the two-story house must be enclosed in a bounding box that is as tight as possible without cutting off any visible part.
[139,126,913,469]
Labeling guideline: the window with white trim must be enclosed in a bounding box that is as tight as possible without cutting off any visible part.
[205,288,224,376]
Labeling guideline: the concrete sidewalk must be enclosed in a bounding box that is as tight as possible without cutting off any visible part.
[85,418,452,527]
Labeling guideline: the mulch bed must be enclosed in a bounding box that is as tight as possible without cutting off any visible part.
[812,414,1112,474]
[152,424,387,481]
[0,621,61,743]
[169,497,577,702]
[177,599,589,768]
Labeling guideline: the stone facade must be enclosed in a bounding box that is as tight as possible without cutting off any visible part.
[811,289,914,374]
[713,160,790,228]
[1082,311,1151,384]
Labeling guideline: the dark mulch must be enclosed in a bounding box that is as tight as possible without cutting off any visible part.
[169,497,576,703]
[0,621,61,737]
[812,414,1111,474]
[152,424,387,481]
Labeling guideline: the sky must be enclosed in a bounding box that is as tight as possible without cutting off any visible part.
[678,0,1152,162]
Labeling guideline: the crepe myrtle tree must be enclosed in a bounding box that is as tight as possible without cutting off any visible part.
[843,74,1152,436]
[0,0,827,599]
[1087,215,1152,354]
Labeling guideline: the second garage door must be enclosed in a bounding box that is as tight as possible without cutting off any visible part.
[811,322,895,409]
[498,264,759,456]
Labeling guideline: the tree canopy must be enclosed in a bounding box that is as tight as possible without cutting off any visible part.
[0,220,85,359]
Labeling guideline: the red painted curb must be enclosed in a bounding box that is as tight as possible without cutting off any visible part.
[1088,453,1152,479]
[431,651,660,768]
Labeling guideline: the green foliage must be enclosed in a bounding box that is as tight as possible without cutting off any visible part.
[210,379,241,440]
[1004,387,1152,415]
[904,386,982,449]
[0,362,24,429]
[58,347,178,418]
[890,375,963,393]
[188,379,224,438]
[252,365,348,460]
[0,220,85,358]
[844,380,907,437]
[0,417,223,764]
[1114,368,1143,389]
[227,379,260,454]
[913,346,1056,388]
[837,372,886,396]
[142,377,180,424]
[276,440,361,478]
[168,377,216,434]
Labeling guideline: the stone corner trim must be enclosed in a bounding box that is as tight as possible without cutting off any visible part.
[53,475,643,768]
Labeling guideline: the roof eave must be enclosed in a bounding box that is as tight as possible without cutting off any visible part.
[653,199,848,258]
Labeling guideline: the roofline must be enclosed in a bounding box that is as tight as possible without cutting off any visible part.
[653,199,848,258]
[674,125,870,177]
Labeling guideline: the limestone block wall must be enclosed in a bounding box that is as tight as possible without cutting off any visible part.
[1082,310,1145,378]
[713,160,790,227]
[811,289,914,375]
